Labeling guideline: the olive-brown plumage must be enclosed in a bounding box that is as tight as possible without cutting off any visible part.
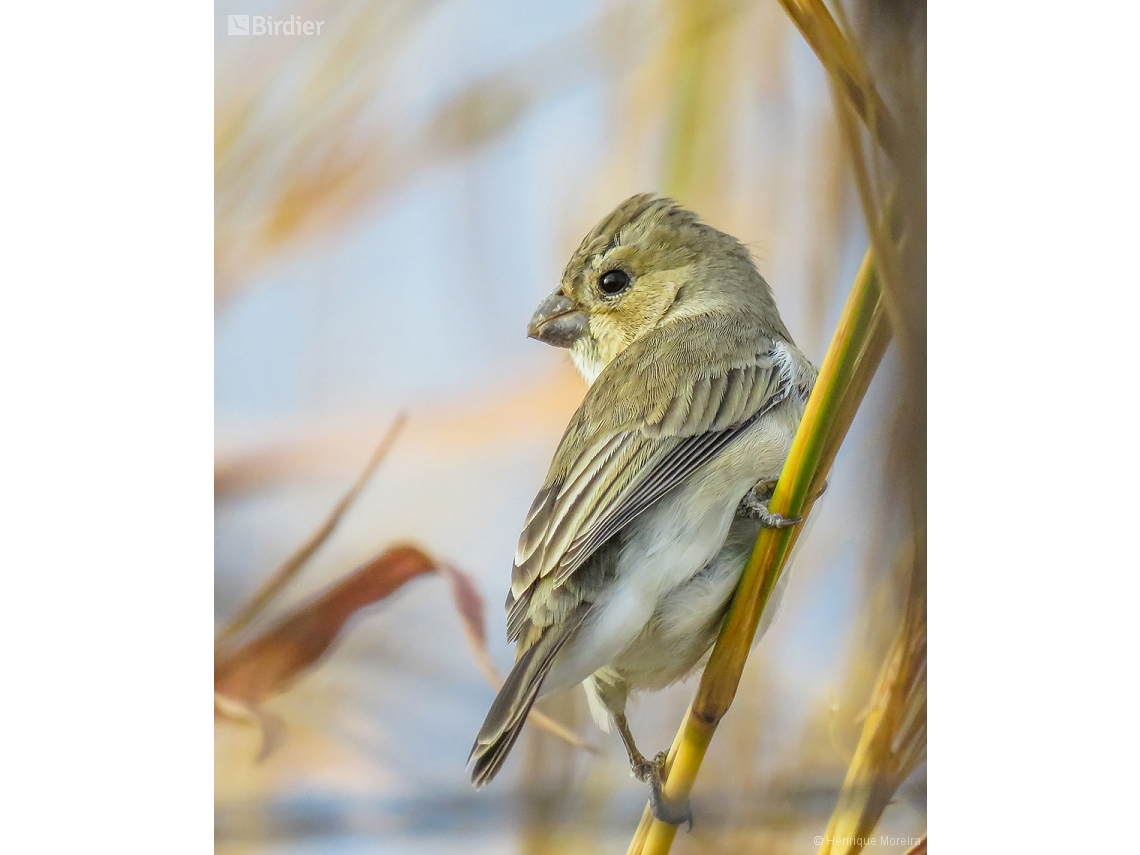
[469,195,815,824]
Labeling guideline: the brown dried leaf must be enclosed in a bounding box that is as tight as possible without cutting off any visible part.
[214,545,436,707]
[214,546,594,759]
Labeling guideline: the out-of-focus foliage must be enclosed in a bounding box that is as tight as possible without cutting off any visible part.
[215,545,437,759]
[214,429,594,763]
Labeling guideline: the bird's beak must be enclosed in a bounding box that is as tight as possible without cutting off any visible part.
[527,292,588,349]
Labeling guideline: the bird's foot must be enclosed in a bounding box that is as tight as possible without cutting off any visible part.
[640,751,693,831]
[738,485,801,529]
[630,752,655,782]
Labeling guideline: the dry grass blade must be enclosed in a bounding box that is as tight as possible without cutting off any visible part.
[779,0,908,358]
[215,413,407,650]
[835,105,907,362]
[628,246,892,854]
[776,0,901,163]
[784,0,924,377]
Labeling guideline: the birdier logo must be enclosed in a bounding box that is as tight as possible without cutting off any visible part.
[227,14,324,36]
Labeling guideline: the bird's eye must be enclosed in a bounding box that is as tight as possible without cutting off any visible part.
[598,269,630,296]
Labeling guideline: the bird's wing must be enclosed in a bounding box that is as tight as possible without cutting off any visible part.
[507,317,798,641]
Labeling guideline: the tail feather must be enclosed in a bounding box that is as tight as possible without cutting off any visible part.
[468,608,588,786]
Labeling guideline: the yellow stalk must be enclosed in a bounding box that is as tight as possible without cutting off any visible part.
[627,245,892,855]
[626,5,921,852]
[777,6,926,852]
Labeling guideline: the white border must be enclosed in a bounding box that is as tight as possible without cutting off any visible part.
[2,3,212,851]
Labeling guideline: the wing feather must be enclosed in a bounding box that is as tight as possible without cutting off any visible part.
[681,376,712,434]
[507,316,800,639]
[711,367,749,429]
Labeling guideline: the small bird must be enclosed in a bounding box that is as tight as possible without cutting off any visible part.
[468,194,816,825]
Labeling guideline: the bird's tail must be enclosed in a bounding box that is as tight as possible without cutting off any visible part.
[468,608,588,786]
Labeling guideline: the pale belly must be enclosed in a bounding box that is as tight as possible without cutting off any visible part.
[537,395,802,700]
[610,515,760,689]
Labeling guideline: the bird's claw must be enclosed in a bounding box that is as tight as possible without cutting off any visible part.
[738,487,802,529]
[760,510,802,529]
[641,751,693,831]
[810,479,829,502]
[736,476,828,527]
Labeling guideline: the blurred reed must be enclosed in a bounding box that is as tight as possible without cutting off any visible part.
[817,5,926,853]
[626,1,925,852]
[629,243,892,855]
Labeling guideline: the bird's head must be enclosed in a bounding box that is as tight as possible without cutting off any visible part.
[527,194,788,384]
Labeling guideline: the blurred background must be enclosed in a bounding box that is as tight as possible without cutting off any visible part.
[214,1,925,852]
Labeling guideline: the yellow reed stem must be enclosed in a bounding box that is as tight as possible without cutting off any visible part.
[627,247,892,855]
